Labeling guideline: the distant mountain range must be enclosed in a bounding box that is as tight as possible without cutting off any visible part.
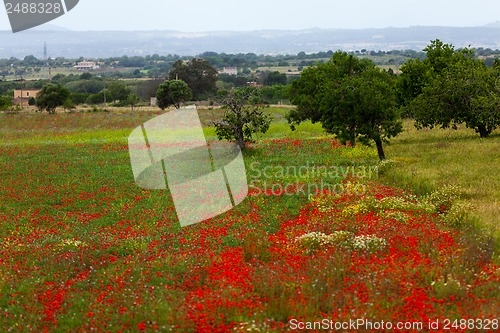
[1,25,500,58]
[485,20,500,28]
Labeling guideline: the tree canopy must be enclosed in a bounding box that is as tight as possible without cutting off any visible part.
[0,96,12,111]
[401,40,500,138]
[265,71,287,86]
[106,81,131,103]
[168,59,218,100]
[287,51,402,160]
[213,87,271,149]
[35,84,70,114]
[156,80,192,110]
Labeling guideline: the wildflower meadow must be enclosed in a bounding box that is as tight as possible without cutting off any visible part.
[0,109,498,332]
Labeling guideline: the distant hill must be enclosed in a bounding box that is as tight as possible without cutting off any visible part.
[485,21,500,28]
[1,26,500,58]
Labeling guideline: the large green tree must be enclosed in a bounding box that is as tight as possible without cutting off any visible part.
[213,87,271,149]
[406,42,500,138]
[156,80,192,109]
[287,51,402,160]
[35,84,70,114]
[168,59,218,99]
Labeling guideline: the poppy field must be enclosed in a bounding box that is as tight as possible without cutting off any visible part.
[0,110,498,332]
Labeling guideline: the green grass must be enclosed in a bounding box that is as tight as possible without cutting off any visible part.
[381,120,500,252]
[0,107,498,330]
[1,108,497,242]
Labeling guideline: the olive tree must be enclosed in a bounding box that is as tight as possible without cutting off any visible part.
[213,87,271,149]
[404,41,500,138]
[287,51,402,160]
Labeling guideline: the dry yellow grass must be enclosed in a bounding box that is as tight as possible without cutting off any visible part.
[383,120,499,241]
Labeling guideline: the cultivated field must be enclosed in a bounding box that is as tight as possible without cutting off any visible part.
[0,108,498,332]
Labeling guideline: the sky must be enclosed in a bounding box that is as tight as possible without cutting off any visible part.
[1,0,499,32]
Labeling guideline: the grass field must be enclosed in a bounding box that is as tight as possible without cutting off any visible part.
[383,121,500,243]
[0,108,498,332]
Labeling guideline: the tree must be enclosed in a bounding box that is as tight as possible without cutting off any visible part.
[264,71,287,86]
[106,81,130,103]
[136,79,163,101]
[35,84,70,114]
[0,96,12,111]
[349,69,402,160]
[126,93,141,111]
[80,72,92,80]
[63,98,76,111]
[411,49,500,138]
[287,51,402,160]
[22,55,40,66]
[213,87,271,149]
[69,92,90,105]
[168,59,218,99]
[260,85,289,104]
[155,80,192,109]
[423,39,455,74]
[397,58,433,112]
[398,39,457,110]
[85,92,105,105]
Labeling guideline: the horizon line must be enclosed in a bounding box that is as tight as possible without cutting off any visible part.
[2,22,500,34]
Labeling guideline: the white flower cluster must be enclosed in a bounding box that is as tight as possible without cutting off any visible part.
[295,232,336,252]
[296,231,388,254]
[351,234,388,252]
[378,159,397,169]
[329,230,355,245]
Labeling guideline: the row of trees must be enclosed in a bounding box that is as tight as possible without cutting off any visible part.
[150,40,500,158]
[12,40,500,159]
[30,59,220,113]
[287,40,499,159]
[0,49,432,73]
[34,81,144,113]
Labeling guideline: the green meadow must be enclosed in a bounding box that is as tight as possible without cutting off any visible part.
[0,107,498,331]
[1,107,498,239]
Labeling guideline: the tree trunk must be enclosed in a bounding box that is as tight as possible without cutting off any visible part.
[477,124,490,138]
[374,137,386,160]
[235,127,245,149]
[349,128,356,147]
